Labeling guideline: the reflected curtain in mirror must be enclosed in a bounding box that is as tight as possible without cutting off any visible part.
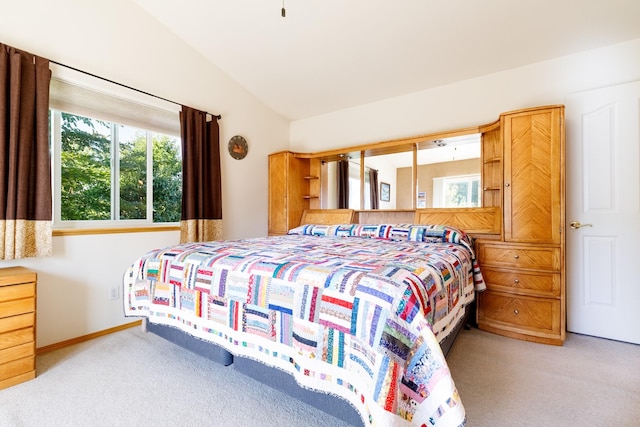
[0,44,52,260]
[337,159,349,209]
[179,107,222,243]
[369,168,379,209]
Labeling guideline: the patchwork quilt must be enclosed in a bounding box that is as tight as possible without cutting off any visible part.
[123,223,485,427]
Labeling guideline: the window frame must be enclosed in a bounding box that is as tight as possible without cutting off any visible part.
[50,109,182,231]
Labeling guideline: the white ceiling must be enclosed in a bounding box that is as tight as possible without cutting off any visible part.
[133,0,640,121]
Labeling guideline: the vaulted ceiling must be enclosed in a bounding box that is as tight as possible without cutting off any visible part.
[133,0,640,120]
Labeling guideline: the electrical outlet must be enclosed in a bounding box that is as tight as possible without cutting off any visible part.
[109,286,119,300]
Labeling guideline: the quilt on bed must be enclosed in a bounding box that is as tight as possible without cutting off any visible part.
[123,223,485,427]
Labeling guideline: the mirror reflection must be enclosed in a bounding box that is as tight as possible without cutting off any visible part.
[321,134,481,210]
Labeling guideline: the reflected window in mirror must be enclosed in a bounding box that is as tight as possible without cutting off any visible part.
[411,134,481,208]
[348,159,362,209]
[433,174,480,207]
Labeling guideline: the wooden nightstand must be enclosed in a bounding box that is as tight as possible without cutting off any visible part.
[0,266,37,389]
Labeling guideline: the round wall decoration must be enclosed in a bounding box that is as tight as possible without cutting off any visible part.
[228,135,248,160]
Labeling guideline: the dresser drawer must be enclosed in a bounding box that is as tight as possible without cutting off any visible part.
[0,282,35,302]
[0,298,35,318]
[0,342,34,365]
[0,355,35,382]
[0,313,34,333]
[0,327,34,351]
[477,243,560,271]
[477,291,561,336]
[481,267,561,297]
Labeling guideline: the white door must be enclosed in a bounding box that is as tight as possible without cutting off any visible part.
[565,81,640,344]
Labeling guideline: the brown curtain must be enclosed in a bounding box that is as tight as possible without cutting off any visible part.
[179,106,222,243]
[0,44,52,260]
[337,159,349,209]
[369,168,379,209]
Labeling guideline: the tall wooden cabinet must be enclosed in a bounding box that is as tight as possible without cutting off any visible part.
[268,151,320,236]
[477,106,566,345]
[0,267,37,389]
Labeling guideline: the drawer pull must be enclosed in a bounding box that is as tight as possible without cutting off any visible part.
[514,279,520,284]
[514,309,519,315]
[514,254,520,259]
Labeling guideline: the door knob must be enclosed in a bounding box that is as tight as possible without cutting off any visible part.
[570,221,593,229]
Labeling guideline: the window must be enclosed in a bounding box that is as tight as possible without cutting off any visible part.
[51,111,181,226]
[432,174,481,208]
[49,71,182,228]
[347,160,372,209]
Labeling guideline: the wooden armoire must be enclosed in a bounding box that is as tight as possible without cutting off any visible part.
[476,105,565,345]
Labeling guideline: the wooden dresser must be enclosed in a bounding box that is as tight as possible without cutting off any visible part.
[0,266,37,389]
[476,106,565,345]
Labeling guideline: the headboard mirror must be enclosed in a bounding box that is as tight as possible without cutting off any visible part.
[319,132,482,210]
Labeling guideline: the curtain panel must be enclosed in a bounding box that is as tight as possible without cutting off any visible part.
[179,106,222,243]
[369,168,379,209]
[337,160,349,209]
[0,44,52,260]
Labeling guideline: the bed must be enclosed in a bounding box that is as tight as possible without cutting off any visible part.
[123,209,495,426]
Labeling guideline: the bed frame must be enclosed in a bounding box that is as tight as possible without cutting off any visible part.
[144,207,501,426]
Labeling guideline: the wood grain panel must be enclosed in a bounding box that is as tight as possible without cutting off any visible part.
[0,370,36,390]
[414,207,501,235]
[268,152,311,235]
[477,242,560,270]
[299,209,355,225]
[481,267,561,297]
[0,313,35,333]
[0,356,35,382]
[355,210,415,224]
[478,291,561,336]
[0,267,36,287]
[268,152,287,234]
[481,128,503,209]
[0,298,35,318]
[0,267,36,390]
[504,108,563,244]
[287,154,310,229]
[0,283,35,301]
[0,328,34,351]
[0,342,34,365]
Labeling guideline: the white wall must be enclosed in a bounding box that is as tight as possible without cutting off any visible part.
[2,1,639,348]
[290,38,640,152]
[0,0,288,346]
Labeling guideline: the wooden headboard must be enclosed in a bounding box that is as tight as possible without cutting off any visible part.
[299,209,355,225]
[299,207,501,239]
[414,207,501,237]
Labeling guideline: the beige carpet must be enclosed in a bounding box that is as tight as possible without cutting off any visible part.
[446,327,640,426]
[0,326,638,426]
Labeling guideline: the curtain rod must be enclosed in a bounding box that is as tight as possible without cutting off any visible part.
[50,60,222,120]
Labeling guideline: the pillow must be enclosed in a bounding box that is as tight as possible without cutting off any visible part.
[288,224,356,237]
[288,223,473,253]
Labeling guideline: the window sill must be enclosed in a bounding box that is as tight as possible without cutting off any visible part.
[53,225,180,237]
